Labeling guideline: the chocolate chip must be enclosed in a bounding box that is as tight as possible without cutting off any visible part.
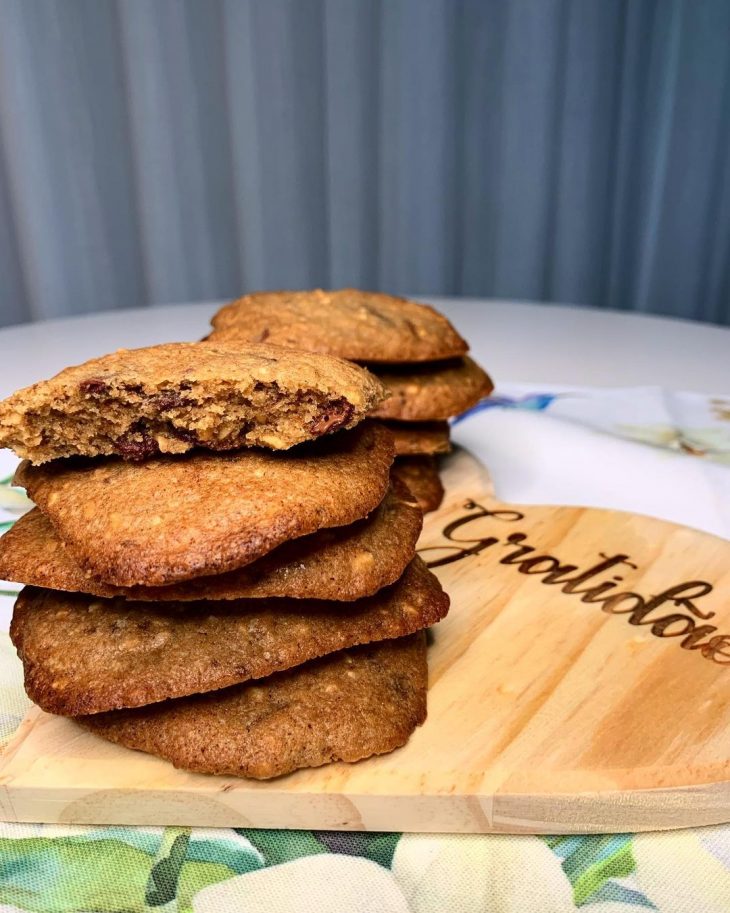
[79,378,108,395]
[154,391,193,411]
[309,398,354,436]
[169,425,198,445]
[114,423,160,461]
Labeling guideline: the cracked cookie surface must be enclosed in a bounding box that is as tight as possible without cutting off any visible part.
[208,289,468,363]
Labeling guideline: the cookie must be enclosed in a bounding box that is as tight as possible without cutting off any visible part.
[0,341,385,463]
[385,421,451,456]
[208,289,468,363]
[11,558,447,715]
[372,357,493,421]
[14,423,394,586]
[0,480,421,602]
[80,633,428,779]
[391,457,445,513]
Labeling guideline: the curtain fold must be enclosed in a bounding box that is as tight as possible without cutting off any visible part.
[0,0,728,326]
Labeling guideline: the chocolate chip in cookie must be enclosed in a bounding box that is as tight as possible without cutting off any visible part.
[0,341,386,463]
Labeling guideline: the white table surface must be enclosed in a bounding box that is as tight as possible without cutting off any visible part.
[1,298,729,396]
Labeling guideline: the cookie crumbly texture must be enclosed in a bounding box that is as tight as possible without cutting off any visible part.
[208,289,468,363]
[372,357,493,421]
[79,633,428,779]
[0,341,386,463]
[392,457,445,513]
[0,480,421,602]
[385,421,451,456]
[14,423,394,587]
[11,558,447,715]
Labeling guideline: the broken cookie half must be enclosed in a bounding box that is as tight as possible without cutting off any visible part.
[0,341,386,463]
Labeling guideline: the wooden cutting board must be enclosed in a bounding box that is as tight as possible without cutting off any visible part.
[0,446,728,833]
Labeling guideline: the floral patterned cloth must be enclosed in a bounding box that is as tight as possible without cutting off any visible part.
[0,385,729,912]
[0,799,728,911]
[457,384,730,465]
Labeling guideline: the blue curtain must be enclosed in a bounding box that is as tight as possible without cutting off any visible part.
[0,0,729,327]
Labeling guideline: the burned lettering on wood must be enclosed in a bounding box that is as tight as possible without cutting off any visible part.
[418,499,728,666]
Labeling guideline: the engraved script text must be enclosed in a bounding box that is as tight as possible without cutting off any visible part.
[418,500,729,665]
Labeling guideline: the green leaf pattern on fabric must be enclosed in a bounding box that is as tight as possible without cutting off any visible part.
[239,829,327,867]
[545,834,644,907]
[145,830,190,908]
[0,836,155,912]
[0,828,265,913]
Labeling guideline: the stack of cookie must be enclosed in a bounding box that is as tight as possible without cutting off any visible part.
[0,341,449,778]
[207,288,493,511]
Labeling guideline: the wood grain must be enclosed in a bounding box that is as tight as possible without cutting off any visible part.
[0,446,728,832]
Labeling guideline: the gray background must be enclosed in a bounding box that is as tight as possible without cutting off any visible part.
[1,0,729,328]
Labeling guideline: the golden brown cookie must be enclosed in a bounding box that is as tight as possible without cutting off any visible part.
[80,633,428,779]
[391,457,445,513]
[372,357,493,421]
[208,289,468,363]
[385,421,451,456]
[0,480,421,602]
[0,341,385,463]
[11,558,446,715]
[14,423,394,587]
